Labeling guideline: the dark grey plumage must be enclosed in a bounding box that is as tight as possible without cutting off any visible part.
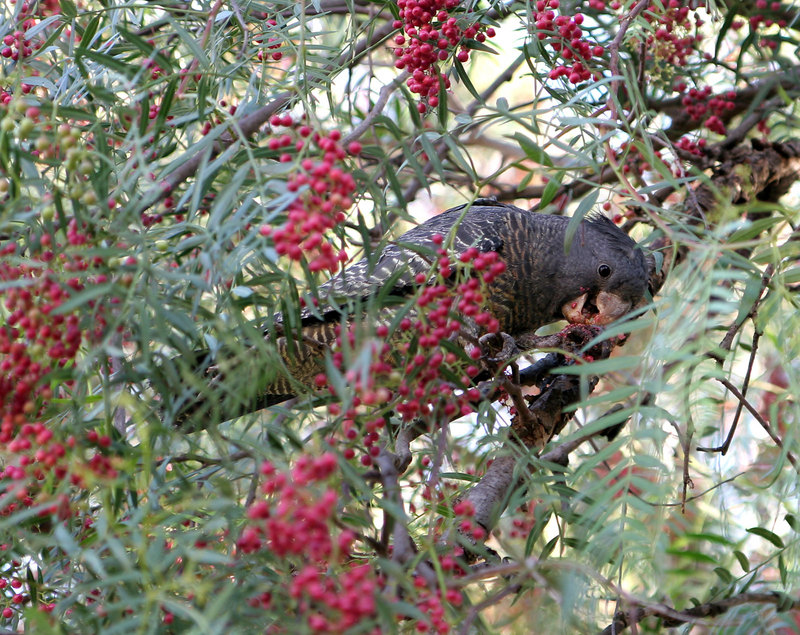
[170,200,650,425]
[312,200,649,335]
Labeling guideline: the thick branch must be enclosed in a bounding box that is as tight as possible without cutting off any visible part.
[600,591,798,634]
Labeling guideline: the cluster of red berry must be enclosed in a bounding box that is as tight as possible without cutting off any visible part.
[676,84,737,135]
[674,135,707,157]
[238,453,381,633]
[1,0,54,61]
[0,555,56,621]
[239,454,349,559]
[259,118,360,273]
[392,0,496,112]
[256,18,284,62]
[646,0,703,69]
[535,0,603,84]
[413,583,456,634]
[0,223,121,525]
[320,238,505,467]
[732,0,788,50]
[0,242,106,429]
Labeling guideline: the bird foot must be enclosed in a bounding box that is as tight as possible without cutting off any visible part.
[478,331,520,365]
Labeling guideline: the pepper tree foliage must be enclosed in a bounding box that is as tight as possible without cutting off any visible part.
[1,0,800,632]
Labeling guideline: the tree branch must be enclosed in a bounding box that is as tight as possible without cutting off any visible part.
[138,19,399,212]
[599,591,798,634]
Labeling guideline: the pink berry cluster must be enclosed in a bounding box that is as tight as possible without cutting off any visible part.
[674,135,707,157]
[534,0,603,84]
[259,117,360,273]
[1,28,36,61]
[645,0,703,70]
[1,0,53,61]
[412,582,458,634]
[0,224,118,521]
[506,504,537,540]
[0,239,107,428]
[392,241,504,424]
[732,0,788,50]
[10,0,61,17]
[0,553,56,622]
[256,18,284,61]
[392,0,496,112]
[320,238,506,467]
[408,550,469,635]
[238,453,381,633]
[453,498,485,541]
[675,83,737,134]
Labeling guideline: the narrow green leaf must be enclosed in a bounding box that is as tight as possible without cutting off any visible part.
[746,526,784,548]
[418,132,446,180]
[779,553,788,586]
[53,283,115,315]
[453,58,481,101]
[564,189,599,252]
[713,567,733,584]
[512,132,553,166]
[733,550,750,572]
[556,355,640,375]
[60,0,78,17]
[437,79,449,128]
[664,548,717,564]
[79,49,138,79]
[77,15,101,49]
[539,173,562,207]
[540,536,558,560]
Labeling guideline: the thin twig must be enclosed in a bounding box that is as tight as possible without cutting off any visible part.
[606,0,649,122]
[375,449,437,585]
[714,377,799,471]
[699,328,762,454]
[457,583,520,635]
[342,72,409,147]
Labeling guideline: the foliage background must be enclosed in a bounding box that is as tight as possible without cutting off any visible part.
[1,0,800,633]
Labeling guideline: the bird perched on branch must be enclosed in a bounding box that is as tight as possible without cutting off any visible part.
[168,199,651,426]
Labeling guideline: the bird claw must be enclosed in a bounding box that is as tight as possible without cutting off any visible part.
[478,331,520,364]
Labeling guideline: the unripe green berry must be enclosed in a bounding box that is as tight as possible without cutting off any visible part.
[1,118,15,133]
[41,205,56,221]
[17,117,35,139]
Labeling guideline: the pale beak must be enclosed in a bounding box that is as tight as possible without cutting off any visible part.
[561,291,632,325]
[594,291,632,325]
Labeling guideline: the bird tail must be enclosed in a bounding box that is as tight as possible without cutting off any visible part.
[162,321,340,429]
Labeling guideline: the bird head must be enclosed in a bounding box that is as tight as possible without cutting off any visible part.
[558,215,651,326]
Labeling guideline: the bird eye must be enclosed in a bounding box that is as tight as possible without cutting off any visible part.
[598,264,612,278]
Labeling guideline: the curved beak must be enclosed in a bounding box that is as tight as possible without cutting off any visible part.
[561,291,632,325]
